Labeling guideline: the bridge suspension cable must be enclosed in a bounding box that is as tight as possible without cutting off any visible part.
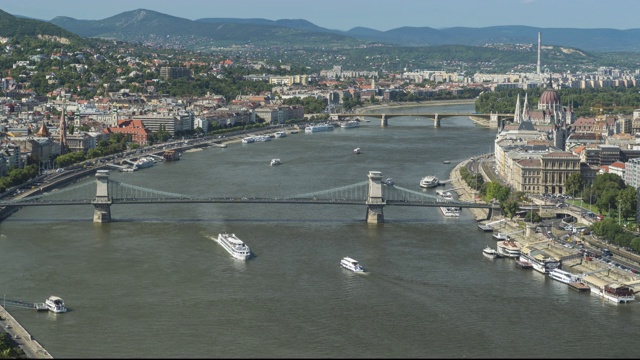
[108,180,191,200]
[288,181,369,201]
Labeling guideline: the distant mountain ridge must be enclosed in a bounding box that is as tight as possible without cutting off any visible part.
[7,8,640,52]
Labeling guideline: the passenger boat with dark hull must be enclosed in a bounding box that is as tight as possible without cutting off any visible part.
[569,281,591,292]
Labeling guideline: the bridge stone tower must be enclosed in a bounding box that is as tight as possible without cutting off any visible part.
[366,171,385,224]
[380,114,387,127]
[489,113,500,129]
[92,169,112,223]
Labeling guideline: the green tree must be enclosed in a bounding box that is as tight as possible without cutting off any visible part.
[565,173,583,198]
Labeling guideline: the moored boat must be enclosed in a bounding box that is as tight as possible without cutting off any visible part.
[582,275,635,303]
[305,124,334,133]
[436,189,453,199]
[519,245,561,274]
[419,175,439,188]
[133,157,154,170]
[568,281,591,292]
[515,259,533,269]
[45,296,67,313]
[340,257,365,273]
[383,178,395,186]
[496,240,521,258]
[483,246,498,258]
[242,136,256,143]
[492,232,510,241]
[341,120,360,128]
[216,233,252,260]
[440,206,461,217]
[274,131,287,138]
[549,268,578,285]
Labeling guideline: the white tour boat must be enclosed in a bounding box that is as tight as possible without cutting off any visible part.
[274,131,287,138]
[483,246,498,258]
[45,296,67,313]
[304,124,334,133]
[549,268,579,285]
[436,189,454,199]
[340,257,365,273]
[241,137,256,143]
[340,120,360,128]
[383,178,395,186]
[492,232,510,241]
[255,135,271,142]
[519,245,561,274]
[216,233,252,260]
[270,158,282,166]
[133,157,154,170]
[419,175,439,188]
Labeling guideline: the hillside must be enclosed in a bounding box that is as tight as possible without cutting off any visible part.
[0,9,82,43]
[42,9,640,52]
[49,9,364,49]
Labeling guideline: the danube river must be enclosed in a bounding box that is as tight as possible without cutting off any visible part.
[1,103,639,358]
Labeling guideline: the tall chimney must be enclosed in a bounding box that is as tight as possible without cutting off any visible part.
[537,32,541,75]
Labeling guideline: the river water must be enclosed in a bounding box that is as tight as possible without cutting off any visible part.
[1,103,639,358]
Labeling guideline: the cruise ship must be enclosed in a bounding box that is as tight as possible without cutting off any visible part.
[519,245,561,274]
[304,124,334,133]
[216,233,252,260]
[419,175,439,188]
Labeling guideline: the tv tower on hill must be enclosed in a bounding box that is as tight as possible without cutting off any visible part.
[536,32,541,76]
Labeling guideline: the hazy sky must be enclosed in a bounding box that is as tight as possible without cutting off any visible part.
[2,0,639,31]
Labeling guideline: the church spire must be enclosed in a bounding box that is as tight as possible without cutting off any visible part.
[514,93,521,123]
[521,93,529,122]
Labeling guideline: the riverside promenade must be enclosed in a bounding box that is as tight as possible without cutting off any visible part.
[0,305,53,358]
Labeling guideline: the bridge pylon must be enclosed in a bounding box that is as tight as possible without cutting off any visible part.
[434,113,440,127]
[92,169,112,223]
[366,170,385,224]
[381,114,387,127]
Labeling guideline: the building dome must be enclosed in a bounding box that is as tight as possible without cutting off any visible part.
[539,88,561,107]
[538,77,560,110]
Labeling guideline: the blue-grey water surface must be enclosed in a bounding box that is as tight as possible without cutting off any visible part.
[1,104,639,358]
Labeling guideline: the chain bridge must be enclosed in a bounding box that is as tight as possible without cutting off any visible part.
[0,170,498,224]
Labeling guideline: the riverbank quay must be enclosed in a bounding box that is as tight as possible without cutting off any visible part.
[0,305,53,358]
[448,156,640,288]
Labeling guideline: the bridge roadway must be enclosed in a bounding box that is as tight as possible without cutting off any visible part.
[334,112,515,127]
[0,196,497,209]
